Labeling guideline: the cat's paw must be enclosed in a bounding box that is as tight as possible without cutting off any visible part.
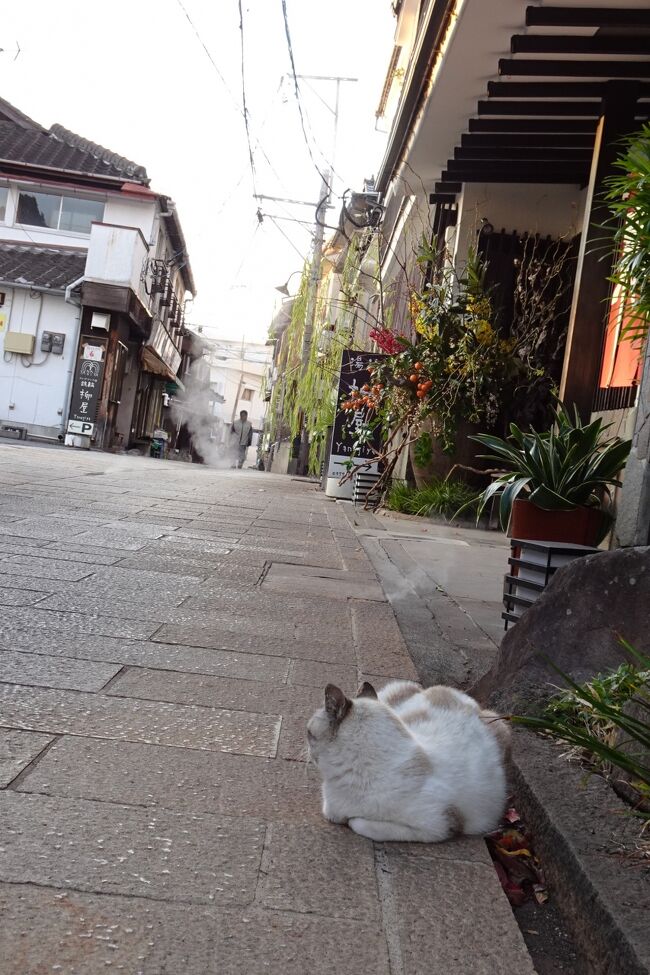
[322,802,348,824]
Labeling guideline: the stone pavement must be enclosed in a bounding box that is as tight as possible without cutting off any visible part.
[0,444,534,975]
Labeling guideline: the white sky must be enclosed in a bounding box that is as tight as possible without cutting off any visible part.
[1,0,395,342]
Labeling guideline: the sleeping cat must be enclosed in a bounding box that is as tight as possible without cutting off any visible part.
[307,679,510,843]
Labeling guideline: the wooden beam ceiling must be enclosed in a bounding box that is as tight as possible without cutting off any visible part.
[444,160,588,180]
[454,145,593,161]
[499,59,650,78]
[478,100,608,116]
[525,6,650,28]
[461,132,596,148]
[469,118,598,133]
[428,5,650,195]
[441,169,586,185]
[511,35,650,56]
[487,81,650,99]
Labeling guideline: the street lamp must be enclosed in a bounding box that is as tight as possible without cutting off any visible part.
[274,270,302,298]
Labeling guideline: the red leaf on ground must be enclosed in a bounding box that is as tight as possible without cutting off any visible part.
[493,860,527,907]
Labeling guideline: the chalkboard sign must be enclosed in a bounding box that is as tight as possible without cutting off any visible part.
[325,350,386,499]
[67,341,107,436]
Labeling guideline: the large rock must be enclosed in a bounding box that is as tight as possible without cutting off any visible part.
[472,546,650,714]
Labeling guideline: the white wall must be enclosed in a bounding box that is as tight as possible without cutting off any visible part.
[0,288,80,437]
[454,182,587,262]
[103,197,156,243]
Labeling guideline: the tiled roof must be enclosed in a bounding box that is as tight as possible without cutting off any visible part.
[0,98,149,184]
[0,242,86,291]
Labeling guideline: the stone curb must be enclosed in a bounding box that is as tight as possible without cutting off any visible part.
[510,730,650,975]
[342,501,650,975]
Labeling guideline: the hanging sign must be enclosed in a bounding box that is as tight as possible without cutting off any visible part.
[325,350,387,499]
[67,339,107,436]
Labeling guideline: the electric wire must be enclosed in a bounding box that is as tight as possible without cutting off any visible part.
[175,0,287,203]
[237,0,258,197]
[279,0,335,198]
[265,215,310,262]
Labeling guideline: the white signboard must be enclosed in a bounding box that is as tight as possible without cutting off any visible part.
[67,420,95,435]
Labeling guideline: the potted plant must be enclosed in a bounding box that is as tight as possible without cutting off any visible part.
[469,402,632,545]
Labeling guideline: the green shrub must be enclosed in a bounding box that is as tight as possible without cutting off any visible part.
[385,478,478,520]
[513,640,650,814]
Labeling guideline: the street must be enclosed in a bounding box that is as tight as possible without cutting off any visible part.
[0,444,533,974]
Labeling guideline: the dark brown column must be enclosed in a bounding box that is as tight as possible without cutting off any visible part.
[560,81,641,419]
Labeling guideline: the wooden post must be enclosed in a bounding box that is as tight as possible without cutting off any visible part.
[560,81,640,419]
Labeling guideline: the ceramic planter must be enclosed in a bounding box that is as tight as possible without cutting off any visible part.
[509,497,606,546]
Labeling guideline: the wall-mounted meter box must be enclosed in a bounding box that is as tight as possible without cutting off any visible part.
[41,332,66,354]
[4,331,35,355]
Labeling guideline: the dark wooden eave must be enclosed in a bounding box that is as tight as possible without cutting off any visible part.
[525,6,650,28]
[498,59,650,78]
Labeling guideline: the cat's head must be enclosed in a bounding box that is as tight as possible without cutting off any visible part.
[306,681,378,766]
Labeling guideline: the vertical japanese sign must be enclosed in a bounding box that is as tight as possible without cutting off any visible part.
[325,350,387,499]
[67,340,107,436]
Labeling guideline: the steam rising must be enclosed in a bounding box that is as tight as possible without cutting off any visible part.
[170,360,234,468]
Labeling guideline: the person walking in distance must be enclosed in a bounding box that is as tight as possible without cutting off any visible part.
[231,409,253,469]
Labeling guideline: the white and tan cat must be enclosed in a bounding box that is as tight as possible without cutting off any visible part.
[307,679,510,843]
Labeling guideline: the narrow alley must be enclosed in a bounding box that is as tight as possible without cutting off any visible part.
[0,443,534,974]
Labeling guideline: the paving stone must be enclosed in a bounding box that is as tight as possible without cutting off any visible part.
[385,849,536,974]
[0,586,48,606]
[1,516,99,541]
[0,540,50,557]
[143,536,233,557]
[258,823,379,921]
[0,884,390,975]
[0,627,290,681]
[107,668,321,716]
[0,792,264,905]
[0,605,158,640]
[18,546,123,565]
[289,658,359,689]
[18,736,323,824]
[67,525,170,550]
[277,710,313,762]
[115,554,216,577]
[350,599,419,679]
[263,562,385,601]
[153,622,354,663]
[0,650,121,691]
[0,684,281,756]
[4,553,102,580]
[0,728,55,786]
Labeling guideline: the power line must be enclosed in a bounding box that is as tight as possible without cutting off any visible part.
[237,0,258,196]
[279,0,334,196]
[175,0,286,204]
[174,0,238,107]
[264,214,310,263]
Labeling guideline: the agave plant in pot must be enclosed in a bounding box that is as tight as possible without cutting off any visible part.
[470,402,632,545]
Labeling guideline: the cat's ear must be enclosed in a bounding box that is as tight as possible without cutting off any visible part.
[357,681,378,700]
[325,684,351,724]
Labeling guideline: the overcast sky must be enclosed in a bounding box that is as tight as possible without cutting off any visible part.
[1,0,394,342]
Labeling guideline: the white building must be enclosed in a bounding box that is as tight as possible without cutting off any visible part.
[0,96,195,450]
[206,337,271,464]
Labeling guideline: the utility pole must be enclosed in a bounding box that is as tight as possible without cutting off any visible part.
[295,75,356,476]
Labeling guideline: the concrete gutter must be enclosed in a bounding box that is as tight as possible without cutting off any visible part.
[511,731,650,975]
[343,502,650,975]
